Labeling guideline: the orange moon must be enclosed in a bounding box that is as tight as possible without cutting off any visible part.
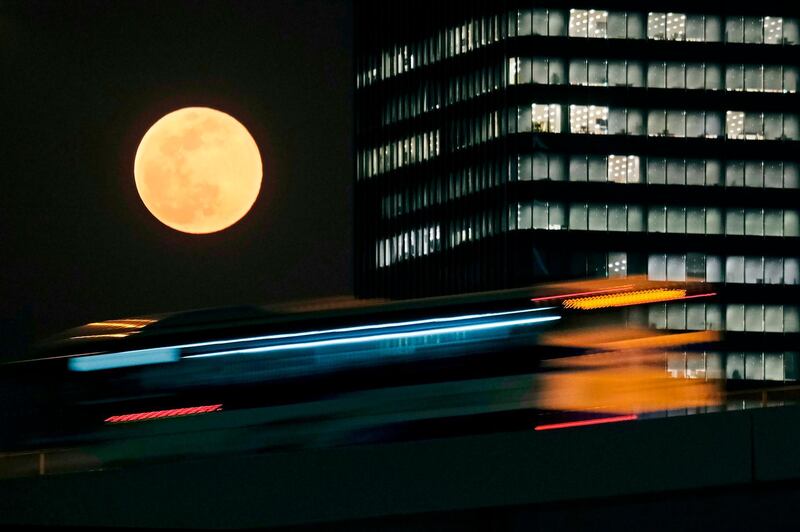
[133,107,262,234]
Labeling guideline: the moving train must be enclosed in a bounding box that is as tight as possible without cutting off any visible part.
[0,277,720,454]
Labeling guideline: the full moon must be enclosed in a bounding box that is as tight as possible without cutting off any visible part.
[134,107,262,234]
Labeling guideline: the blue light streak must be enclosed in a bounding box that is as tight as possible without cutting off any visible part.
[67,307,558,372]
[68,347,179,372]
[184,315,561,360]
[178,306,557,349]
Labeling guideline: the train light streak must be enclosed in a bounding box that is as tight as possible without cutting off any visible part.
[105,404,223,423]
[563,289,688,310]
[534,415,638,431]
[184,314,561,360]
[68,347,180,372]
[530,285,635,303]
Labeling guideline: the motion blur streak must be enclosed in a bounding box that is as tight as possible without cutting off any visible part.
[68,347,180,372]
[105,404,223,423]
[563,289,688,310]
[184,315,561,360]
[529,285,635,302]
[178,307,557,349]
[537,351,722,413]
[534,415,638,431]
[540,328,720,351]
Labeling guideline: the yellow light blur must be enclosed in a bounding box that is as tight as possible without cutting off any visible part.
[563,288,687,310]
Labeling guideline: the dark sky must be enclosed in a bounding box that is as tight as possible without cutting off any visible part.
[0,0,354,347]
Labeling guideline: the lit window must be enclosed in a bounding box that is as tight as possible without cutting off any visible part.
[569,9,608,38]
[532,103,561,132]
[763,16,785,44]
[726,111,745,139]
[608,155,639,183]
[570,105,608,134]
[648,12,686,41]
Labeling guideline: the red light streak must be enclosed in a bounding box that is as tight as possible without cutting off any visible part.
[530,285,635,303]
[534,414,638,431]
[105,404,223,423]
[680,292,718,300]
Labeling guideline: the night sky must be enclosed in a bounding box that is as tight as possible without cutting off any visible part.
[0,1,354,350]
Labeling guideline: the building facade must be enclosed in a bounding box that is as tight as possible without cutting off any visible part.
[354,2,800,380]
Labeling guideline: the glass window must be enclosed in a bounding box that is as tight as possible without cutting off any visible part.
[550,202,566,229]
[666,13,687,40]
[706,208,723,233]
[762,113,781,140]
[609,205,626,231]
[745,209,764,235]
[726,111,745,139]
[647,158,666,184]
[589,10,608,38]
[744,17,763,44]
[765,257,784,284]
[745,256,764,283]
[569,156,587,181]
[588,60,607,86]
[746,305,764,332]
[785,67,799,93]
[746,353,764,379]
[706,64,723,90]
[706,255,723,283]
[588,155,607,181]
[628,205,644,231]
[706,160,722,185]
[648,12,667,40]
[531,154,548,180]
[786,115,800,140]
[648,110,666,136]
[648,254,667,281]
[685,64,704,91]
[649,304,667,328]
[687,304,706,330]
[627,109,645,135]
[667,63,685,88]
[588,205,607,230]
[627,62,645,87]
[765,306,784,333]
[687,207,705,233]
[548,9,567,36]
[726,16,743,43]
[786,210,800,237]
[609,60,626,86]
[667,303,686,329]
[686,15,704,41]
[608,108,626,134]
[569,203,587,229]
[531,9,548,35]
[570,105,608,134]
[765,66,782,92]
[648,62,665,88]
[686,112,704,137]
[707,304,723,330]
[745,65,763,92]
[648,206,666,232]
[764,17,783,44]
[726,256,745,283]
[687,253,705,279]
[667,254,686,281]
[745,161,763,187]
[787,306,800,333]
[786,163,799,188]
[608,12,627,39]
[727,353,745,379]
[608,251,627,277]
[686,160,705,185]
[667,206,686,233]
[570,59,587,85]
[627,13,646,39]
[744,112,764,139]
[726,209,744,235]
[706,112,723,137]
[667,159,685,185]
[765,209,783,236]
[667,110,685,137]
[783,258,800,285]
[532,103,561,132]
[764,352,783,380]
[727,304,745,331]
[532,201,548,229]
[608,155,628,183]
